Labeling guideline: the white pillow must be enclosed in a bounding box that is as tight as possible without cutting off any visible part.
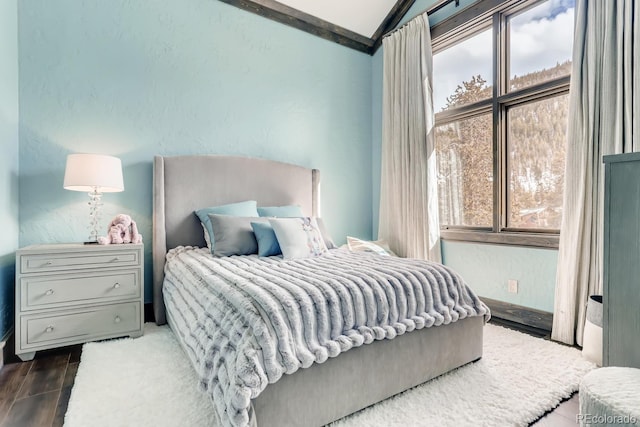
[269,217,328,259]
[346,236,396,256]
[315,217,336,249]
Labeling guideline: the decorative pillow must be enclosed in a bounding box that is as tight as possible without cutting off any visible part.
[257,205,304,218]
[346,236,396,256]
[207,214,268,257]
[315,217,337,249]
[269,217,328,259]
[251,222,282,257]
[195,201,259,253]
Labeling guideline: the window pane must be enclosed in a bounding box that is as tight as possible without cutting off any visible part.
[436,114,493,228]
[433,29,492,112]
[507,94,568,230]
[508,0,575,91]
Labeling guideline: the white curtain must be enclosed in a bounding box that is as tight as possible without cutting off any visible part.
[379,13,441,261]
[553,0,640,345]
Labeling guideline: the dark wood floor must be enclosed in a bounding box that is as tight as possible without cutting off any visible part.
[0,344,82,427]
[532,393,579,426]
[0,319,579,427]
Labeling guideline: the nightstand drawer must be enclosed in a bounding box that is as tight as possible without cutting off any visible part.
[22,302,141,347]
[20,270,140,311]
[15,243,144,360]
[21,249,140,273]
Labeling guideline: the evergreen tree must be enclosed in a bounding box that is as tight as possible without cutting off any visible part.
[436,62,569,229]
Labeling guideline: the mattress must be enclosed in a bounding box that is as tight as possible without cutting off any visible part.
[163,247,490,427]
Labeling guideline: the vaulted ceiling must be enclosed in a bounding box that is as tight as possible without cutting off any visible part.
[218,0,445,55]
[278,0,398,38]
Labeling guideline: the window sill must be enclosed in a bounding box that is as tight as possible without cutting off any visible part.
[440,229,559,249]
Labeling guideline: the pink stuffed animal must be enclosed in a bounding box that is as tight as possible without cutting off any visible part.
[98,214,143,245]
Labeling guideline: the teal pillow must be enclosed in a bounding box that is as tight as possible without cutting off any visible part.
[195,201,259,253]
[257,205,303,218]
[251,222,282,257]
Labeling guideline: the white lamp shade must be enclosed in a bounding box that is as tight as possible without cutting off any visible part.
[63,153,124,192]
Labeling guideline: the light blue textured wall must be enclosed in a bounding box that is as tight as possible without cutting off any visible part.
[18,0,373,302]
[0,0,19,339]
[371,0,558,312]
[442,241,558,312]
[371,45,383,242]
[442,241,557,312]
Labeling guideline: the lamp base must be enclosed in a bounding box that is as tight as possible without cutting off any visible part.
[83,241,100,245]
[87,189,104,244]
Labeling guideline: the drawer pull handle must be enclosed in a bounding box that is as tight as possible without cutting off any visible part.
[45,325,54,333]
[113,283,121,289]
[45,289,55,296]
[114,316,121,324]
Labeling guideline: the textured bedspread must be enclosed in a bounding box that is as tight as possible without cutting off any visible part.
[163,247,490,427]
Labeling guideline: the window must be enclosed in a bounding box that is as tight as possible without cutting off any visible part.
[507,95,568,230]
[432,0,575,247]
[436,113,493,228]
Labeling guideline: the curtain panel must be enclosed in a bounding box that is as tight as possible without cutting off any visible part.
[379,13,441,261]
[553,0,640,345]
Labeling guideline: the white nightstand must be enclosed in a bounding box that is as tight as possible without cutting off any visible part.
[15,243,144,361]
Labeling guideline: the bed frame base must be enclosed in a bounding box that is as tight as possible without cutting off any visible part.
[153,155,486,427]
[251,316,484,427]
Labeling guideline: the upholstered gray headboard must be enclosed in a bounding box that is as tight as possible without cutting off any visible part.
[152,155,320,324]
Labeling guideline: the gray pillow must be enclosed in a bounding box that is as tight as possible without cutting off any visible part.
[194,201,259,253]
[208,214,268,257]
[269,217,328,259]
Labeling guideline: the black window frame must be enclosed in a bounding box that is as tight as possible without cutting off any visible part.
[431,0,573,249]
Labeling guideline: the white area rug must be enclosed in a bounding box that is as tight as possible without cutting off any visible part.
[64,323,595,427]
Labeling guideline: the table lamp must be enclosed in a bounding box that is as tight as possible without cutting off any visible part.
[63,153,124,243]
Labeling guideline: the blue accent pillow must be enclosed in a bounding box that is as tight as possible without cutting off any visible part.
[251,222,282,257]
[257,205,303,218]
[194,201,259,253]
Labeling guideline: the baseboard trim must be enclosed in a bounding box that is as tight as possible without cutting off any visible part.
[144,303,155,324]
[482,297,553,332]
[0,327,14,371]
[0,327,12,345]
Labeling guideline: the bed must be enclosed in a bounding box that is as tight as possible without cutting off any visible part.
[152,155,489,427]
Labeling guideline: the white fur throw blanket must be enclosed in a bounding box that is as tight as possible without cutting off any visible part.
[163,247,490,427]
